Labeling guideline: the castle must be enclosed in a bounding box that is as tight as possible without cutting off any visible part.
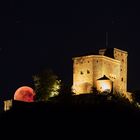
[72,48,129,97]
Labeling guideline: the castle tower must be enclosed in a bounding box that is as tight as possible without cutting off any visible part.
[72,54,120,94]
[72,56,94,94]
[99,48,128,94]
[72,48,128,95]
[114,48,128,94]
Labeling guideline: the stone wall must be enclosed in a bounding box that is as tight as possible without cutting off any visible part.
[73,54,121,94]
[101,56,120,93]
[114,48,128,94]
[73,56,93,94]
[72,48,128,96]
[4,99,12,111]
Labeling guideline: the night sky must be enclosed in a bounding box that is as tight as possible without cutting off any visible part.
[1,1,140,99]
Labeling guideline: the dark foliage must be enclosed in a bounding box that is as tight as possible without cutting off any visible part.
[133,90,140,103]
[32,68,60,101]
[1,92,140,116]
[1,93,140,136]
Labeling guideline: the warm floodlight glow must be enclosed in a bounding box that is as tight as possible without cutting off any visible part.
[4,99,12,111]
[97,80,112,93]
[101,82,110,91]
[14,86,36,102]
[50,80,61,97]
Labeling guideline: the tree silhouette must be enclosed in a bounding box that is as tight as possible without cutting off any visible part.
[32,68,61,101]
[58,81,75,97]
[91,86,99,94]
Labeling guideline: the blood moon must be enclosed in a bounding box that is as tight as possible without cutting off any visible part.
[14,86,36,102]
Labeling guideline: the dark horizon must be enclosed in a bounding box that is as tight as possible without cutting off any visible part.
[1,1,140,99]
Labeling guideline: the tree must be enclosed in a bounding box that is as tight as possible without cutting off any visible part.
[32,68,61,101]
[59,81,75,97]
[91,86,99,94]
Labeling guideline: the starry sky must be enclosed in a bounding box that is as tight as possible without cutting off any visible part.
[1,1,140,99]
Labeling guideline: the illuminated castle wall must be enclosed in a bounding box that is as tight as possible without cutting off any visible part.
[72,48,128,96]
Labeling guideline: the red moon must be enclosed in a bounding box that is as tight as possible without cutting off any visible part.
[14,86,35,102]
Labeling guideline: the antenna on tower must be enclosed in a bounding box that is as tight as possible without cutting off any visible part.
[106,32,108,47]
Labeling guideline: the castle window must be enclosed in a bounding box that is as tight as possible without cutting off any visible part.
[88,61,89,63]
[121,78,123,81]
[122,59,124,62]
[80,71,83,75]
[121,69,122,71]
[87,70,90,74]
[97,60,98,63]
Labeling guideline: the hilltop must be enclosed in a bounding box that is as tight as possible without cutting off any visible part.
[1,93,140,121]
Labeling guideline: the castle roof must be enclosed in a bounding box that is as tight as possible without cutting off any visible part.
[97,75,111,81]
[99,48,114,58]
[99,48,128,58]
